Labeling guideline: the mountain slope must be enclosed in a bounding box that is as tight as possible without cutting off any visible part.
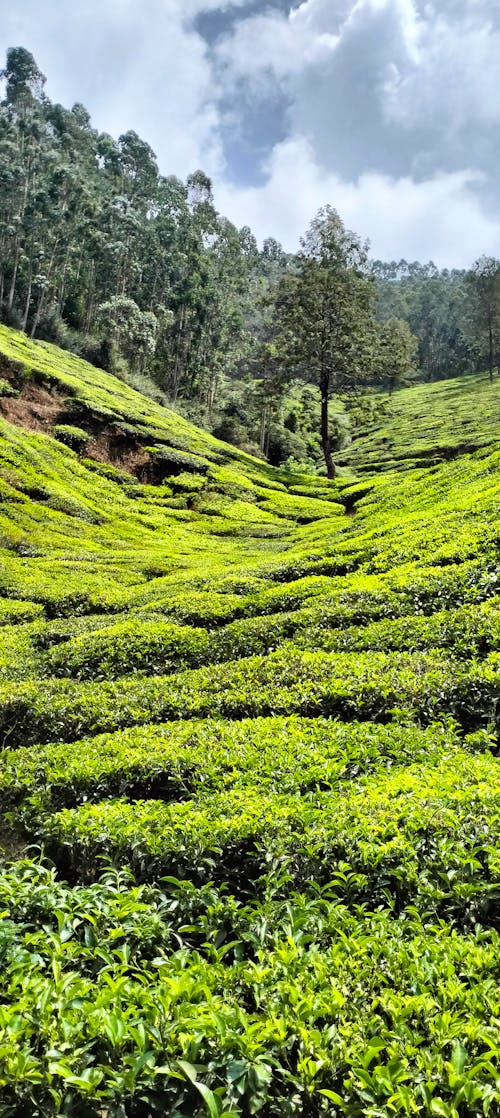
[0,328,499,1117]
[338,372,500,473]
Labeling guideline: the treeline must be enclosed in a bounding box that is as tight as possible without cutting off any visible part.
[0,49,271,405]
[373,258,500,384]
[0,47,498,472]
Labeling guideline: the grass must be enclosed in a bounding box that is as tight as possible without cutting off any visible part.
[0,325,499,1116]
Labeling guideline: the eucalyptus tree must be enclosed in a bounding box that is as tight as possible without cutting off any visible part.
[373,260,476,380]
[0,48,48,317]
[96,295,160,372]
[467,256,500,382]
[187,217,254,417]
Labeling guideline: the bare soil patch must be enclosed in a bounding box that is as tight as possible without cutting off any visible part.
[86,428,151,474]
[0,382,67,433]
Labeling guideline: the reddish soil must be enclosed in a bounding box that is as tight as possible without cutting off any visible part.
[0,362,153,479]
[0,382,67,433]
[86,429,151,475]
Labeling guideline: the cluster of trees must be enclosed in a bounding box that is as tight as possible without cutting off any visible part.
[1,47,498,475]
[0,47,262,409]
[373,257,500,384]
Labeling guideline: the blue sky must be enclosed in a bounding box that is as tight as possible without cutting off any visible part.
[2,0,500,265]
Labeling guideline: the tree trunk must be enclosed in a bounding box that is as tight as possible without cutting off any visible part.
[489,319,494,382]
[7,246,20,312]
[259,403,268,455]
[21,260,33,332]
[30,287,46,338]
[320,386,336,478]
[171,304,185,401]
[206,369,218,419]
[8,159,32,313]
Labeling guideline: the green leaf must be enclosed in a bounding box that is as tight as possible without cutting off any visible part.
[450,1041,467,1076]
[192,1079,220,1118]
[178,1060,220,1118]
[319,1089,344,1105]
[430,1101,450,1116]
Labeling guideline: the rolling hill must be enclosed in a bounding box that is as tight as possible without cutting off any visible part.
[0,325,499,1117]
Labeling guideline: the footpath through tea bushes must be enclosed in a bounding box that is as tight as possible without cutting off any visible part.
[0,324,499,1117]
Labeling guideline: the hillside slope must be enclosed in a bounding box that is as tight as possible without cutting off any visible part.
[0,328,499,1117]
[337,373,500,473]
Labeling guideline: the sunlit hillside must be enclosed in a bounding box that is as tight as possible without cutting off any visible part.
[0,326,499,1117]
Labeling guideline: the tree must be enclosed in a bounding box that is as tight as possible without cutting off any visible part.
[376,317,418,395]
[372,260,475,381]
[1,46,46,107]
[268,207,378,477]
[96,296,159,371]
[468,256,500,382]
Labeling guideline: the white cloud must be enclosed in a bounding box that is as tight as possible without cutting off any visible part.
[216,137,500,265]
[212,0,500,265]
[386,9,500,129]
[216,0,343,80]
[216,0,500,166]
[2,0,500,267]
[0,0,226,177]
[178,0,251,13]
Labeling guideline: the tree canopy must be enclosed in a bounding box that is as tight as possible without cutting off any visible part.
[0,46,496,473]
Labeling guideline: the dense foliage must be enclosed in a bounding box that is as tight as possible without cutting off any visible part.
[0,326,498,1115]
[2,47,499,475]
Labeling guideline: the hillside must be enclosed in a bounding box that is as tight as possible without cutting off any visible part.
[0,327,499,1117]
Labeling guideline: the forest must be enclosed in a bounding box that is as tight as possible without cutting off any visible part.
[1,47,500,475]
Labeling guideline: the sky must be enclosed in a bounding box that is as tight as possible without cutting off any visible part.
[2,0,500,266]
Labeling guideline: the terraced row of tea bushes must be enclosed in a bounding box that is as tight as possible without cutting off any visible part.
[337,373,500,473]
[3,859,500,1117]
[43,619,213,680]
[0,600,45,626]
[0,623,40,681]
[1,649,498,747]
[1,717,464,812]
[0,325,239,470]
[163,568,500,648]
[0,325,340,502]
[34,575,393,679]
[295,598,500,658]
[252,489,344,522]
[1,328,500,1118]
[132,575,338,628]
[27,750,500,926]
[33,595,499,683]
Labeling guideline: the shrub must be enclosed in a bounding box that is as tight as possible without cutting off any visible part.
[44,618,211,680]
[2,716,461,812]
[53,424,90,452]
[0,377,18,398]
[1,649,498,747]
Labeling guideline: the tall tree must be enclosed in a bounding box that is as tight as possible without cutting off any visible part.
[376,316,418,395]
[373,260,475,381]
[267,207,377,477]
[468,256,500,382]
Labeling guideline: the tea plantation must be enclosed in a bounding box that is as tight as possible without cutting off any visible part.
[0,324,499,1117]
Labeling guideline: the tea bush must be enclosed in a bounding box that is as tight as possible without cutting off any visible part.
[53,424,90,452]
[31,751,500,923]
[43,618,212,679]
[0,326,499,1115]
[1,717,463,811]
[1,649,498,746]
[296,599,500,657]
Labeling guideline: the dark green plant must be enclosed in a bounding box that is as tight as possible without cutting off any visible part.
[53,424,90,452]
